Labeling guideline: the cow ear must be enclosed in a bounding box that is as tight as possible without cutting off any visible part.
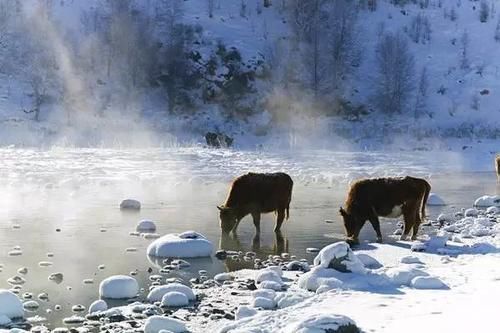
[217,205,225,211]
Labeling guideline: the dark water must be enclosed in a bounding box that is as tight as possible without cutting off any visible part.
[0,148,497,328]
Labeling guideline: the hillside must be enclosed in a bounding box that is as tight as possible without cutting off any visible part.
[0,0,499,148]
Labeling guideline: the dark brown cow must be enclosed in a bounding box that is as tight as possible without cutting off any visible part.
[339,176,431,244]
[218,172,293,233]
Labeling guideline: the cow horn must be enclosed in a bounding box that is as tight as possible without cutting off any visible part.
[339,207,346,216]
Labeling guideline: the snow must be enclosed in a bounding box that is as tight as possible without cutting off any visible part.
[235,306,258,320]
[144,316,187,333]
[474,195,500,207]
[147,231,214,258]
[410,276,448,290]
[161,292,189,308]
[0,290,24,319]
[120,199,141,210]
[426,193,446,206]
[99,275,139,299]
[356,254,382,269]
[400,256,424,265]
[147,283,195,302]
[136,220,157,232]
[88,300,108,314]
[385,266,429,286]
[252,297,276,310]
[284,314,357,333]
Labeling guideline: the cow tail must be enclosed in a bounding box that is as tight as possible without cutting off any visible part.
[421,181,431,220]
[286,204,290,220]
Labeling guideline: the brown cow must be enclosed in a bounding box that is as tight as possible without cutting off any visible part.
[339,176,431,245]
[217,172,293,234]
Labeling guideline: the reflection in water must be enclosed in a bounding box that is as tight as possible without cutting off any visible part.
[219,232,290,271]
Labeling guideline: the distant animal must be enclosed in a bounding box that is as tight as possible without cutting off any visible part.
[205,132,233,148]
[496,154,500,178]
[339,176,431,245]
[218,172,293,233]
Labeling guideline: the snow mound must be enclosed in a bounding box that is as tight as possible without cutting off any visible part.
[136,220,157,232]
[161,291,189,307]
[464,208,478,217]
[411,276,448,289]
[474,195,500,207]
[427,193,446,206]
[147,283,195,302]
[285,313,358,333]
[400,256,424,264]
[0,290,24,319]
[144,316,186,333]
[120,199,141,210]
[253,296,276,309]
[356,254,383,269]
[385,266,429,286]
[313,242,366,274]
[89,300,107,314]
[235,306,257,320]
[99,275,138,299]
[255,269,283,285]
[147,231,213,258]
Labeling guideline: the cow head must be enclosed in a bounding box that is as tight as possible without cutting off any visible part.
[339,207,360,243]
[217,205,238,233]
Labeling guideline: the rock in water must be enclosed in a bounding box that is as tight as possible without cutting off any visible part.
[120,199,141,210]
[136,219,156,232]
[99,275,138,299]
[205,132,233,148]
[88,300,107,314]
[147,283,195,302]
[147,231,213,258]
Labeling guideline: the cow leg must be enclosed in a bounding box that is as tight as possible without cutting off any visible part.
[411,206,422,240]
[274,209,285,232]
[251,212,261,233]
[401,202,416,241]
[231,219,242,234]
[369,215,383,243]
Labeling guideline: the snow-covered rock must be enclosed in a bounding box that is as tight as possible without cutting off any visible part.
[144,316,186,333]
[147,283,195,302]
[464,208,478,217]
[99,275,138,299]
[385,266,429,286]
[235,306,258,320]
[120,199,141,210]
[147,231,213,258]
[400,256,424,265]
[0,314,12,326]
[426,236,448,249]
[486,206,499,214]
[161,292,189,307]
[313,242,366,274]
[356,253,383,269]
[0,290,24,319]
[258,281,283,291]
[214,272,233,282]
[89,300,108,314]
[252,296,276,309]
[437,213,454,223]
[255,269,283,285]
[285,313,358,333]
[136,220,157,232]
[427,193,446,206]
[411,276,448,289]
[252,289,276,300]
[474,195,500,207]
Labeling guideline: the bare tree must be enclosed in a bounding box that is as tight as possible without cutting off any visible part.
[459,30,470,70]
[208,0,214,18]
[408,13,432,44]
[414,66,429,118]
[495,17,500,41]
[480,0,489,22]
[373,32,415,114]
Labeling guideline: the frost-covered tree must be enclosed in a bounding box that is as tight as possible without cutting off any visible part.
[459,30,470,69]
[479,0,489,22]
[207,0,214,18]
[373,32,415,114]
[408,13,432,44]
[367,0,377,11]
[414,66,429,118]
[495,17,500,41]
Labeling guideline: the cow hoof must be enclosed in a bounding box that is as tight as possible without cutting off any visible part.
[411,236,418,241]
[376,237,383,243]
[346,238,359,247]
[400,235,408,241]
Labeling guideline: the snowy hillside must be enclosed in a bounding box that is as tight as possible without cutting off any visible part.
[0,0,499,147]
